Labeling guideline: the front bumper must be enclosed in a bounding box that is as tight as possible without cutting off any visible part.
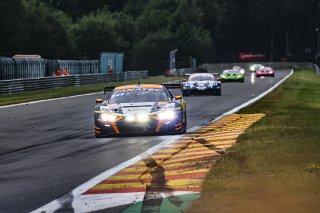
[94,113,184,136]
[182,87,220,95]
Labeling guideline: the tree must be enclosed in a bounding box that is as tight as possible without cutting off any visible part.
[0,0,29,56]
[72,10,127,59]
[25,0,75,58]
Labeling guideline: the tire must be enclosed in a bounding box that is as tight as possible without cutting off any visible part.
[180,110,187,133]
[215,90,221,96]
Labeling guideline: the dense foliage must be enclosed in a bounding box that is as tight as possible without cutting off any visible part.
[1,0,320,74]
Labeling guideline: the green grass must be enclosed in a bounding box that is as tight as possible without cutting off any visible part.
[188,69,320,213]
[0,76,184,106]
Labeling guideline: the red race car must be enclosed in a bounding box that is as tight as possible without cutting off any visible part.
[256,67,275,77]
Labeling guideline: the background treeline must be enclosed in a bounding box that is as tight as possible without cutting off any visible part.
[1,0,320,75]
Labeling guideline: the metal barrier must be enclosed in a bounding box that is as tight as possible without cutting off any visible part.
[57,60,99,75]
[169,62,320,76]
[0,71,148,94]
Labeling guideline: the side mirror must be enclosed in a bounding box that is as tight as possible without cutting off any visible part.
[175,95,182,100]
[96,98,103,104]
[216,77,221,81]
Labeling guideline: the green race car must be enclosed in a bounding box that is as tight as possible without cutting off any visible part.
[220,69,245,83]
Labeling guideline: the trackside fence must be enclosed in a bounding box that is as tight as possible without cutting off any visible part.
[0,71,148,94]
[57,60,99,75]
[170,62,320,76]
[0,58,100,80]
[0,58,46,80]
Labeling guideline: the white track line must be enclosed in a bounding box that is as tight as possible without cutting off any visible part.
[32,70,293,212]
[0,92,103,109]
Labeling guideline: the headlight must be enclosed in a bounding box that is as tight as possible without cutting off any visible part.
[250,66,255,71]
[237,75,242,78]
[125,115,135,122]
[221,74,226,78]
[158,110,175,121]
[240,69,245,74]
[100,113,117,122]
[137,114,149,122]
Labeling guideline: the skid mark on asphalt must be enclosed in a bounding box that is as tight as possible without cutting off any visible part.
[81,113,265,212]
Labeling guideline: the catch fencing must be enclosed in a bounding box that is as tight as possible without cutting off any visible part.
[0,71,148,94]
[0,58,100,80]
[0,58,46,80]
[57,60,99,75]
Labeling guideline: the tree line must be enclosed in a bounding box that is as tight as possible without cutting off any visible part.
[1,0,320,75]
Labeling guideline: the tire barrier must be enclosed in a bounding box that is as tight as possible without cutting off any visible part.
[0,71,148,94]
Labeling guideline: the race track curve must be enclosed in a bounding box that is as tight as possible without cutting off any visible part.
[0,70,291,213]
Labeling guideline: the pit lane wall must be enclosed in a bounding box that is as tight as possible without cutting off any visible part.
[169,62,320,76]
[0,71,148,94]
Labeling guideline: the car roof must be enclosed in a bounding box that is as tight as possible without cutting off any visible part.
[190,73,214,77]
[114,84,163,91]
[223,69,239,72]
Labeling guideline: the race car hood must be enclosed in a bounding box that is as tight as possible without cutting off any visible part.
[99,102,176,116]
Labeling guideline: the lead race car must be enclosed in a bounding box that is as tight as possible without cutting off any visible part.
[181,73,221,96]
[94,84,187,137]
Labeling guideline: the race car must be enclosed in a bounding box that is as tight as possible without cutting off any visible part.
[220,69,245,83]
[256,66,275,77]
[94,84,187,137]
[181,73,221,96]
[249,64,263,72]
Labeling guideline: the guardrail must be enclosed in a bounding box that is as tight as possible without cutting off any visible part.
[170,62,320,76]
[201,62,320,73]
[0,71,148,94]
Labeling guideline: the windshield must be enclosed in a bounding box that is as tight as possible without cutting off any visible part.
[223,70,240,75]
[189,74,215,81]
[108,88,168,103]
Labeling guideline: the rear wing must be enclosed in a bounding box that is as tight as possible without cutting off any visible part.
[104,86,115,95]
[161,83,182,89]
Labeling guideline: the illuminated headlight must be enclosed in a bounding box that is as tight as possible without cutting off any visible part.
[100,113,117,122]
[158,110,175,121]
[240,69,245,74]
[137,114,149,122]
[250,66,255,71]
[237,75,242,78]
[221,75,226,78]
[125,115,135,122]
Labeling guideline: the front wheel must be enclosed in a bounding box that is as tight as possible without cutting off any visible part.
[215,90,222,96]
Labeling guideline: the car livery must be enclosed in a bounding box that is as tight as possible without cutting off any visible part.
[94,84,187,137]
[181,73,221,96]
[256,66,275,77]
[220,69,245,83]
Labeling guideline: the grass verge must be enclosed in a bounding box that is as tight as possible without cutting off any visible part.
[187,69,320,213]
[0,76,183,106]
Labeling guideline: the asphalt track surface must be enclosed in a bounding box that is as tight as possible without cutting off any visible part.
[0,70,291,213]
